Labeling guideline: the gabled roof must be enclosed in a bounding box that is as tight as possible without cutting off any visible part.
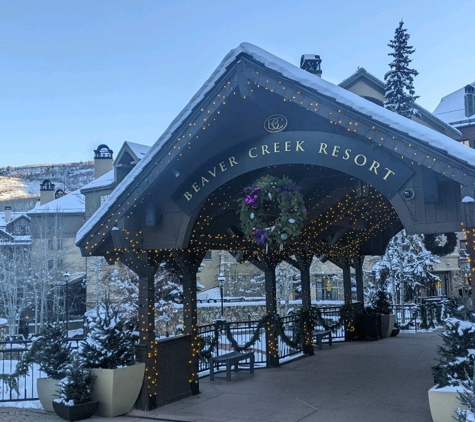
[339,67,461,139]
[76,42,475,248]
[28,189,85,215]
[80,169,115,193]
[434,83,475,126]
[0,212,30,229]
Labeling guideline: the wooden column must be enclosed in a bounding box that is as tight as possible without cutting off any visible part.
[250,253,280,367]
[119,251,158,410]
[289,250,314,355]
[171,250,205,395]
[353,256,365,307]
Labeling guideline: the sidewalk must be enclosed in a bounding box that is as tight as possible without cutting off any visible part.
[0,331,442,422]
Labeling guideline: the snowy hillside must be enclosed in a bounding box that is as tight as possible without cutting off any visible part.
[0,162,94,210]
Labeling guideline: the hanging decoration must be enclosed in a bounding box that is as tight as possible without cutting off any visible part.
[239,175,306,248]
[423,233,457,256]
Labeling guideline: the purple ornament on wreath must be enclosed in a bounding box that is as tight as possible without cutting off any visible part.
[252,228,269,245]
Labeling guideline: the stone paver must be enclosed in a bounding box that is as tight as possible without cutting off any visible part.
[0,331,442,422]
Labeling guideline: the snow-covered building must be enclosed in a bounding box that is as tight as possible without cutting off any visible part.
[434,82,475,149]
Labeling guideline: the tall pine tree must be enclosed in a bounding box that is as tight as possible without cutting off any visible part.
[384,20,419,117]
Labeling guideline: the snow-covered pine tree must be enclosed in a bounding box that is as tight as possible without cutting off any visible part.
[81,299,137,369]
[433,304,475,388]
[384,20,420,118]
[371,230,440,304]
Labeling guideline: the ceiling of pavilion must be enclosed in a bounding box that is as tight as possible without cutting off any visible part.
[76,43,475,264]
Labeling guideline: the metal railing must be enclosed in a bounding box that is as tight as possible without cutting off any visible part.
[0,338,82,403]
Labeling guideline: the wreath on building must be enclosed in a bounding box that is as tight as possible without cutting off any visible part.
[239,175,306,248]
[423,232,457,256]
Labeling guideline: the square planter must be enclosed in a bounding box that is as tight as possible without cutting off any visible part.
[90,362,145,417]
[37,378,60,412]
[428,385,468,422]
[380,314,395,338]
[53,400,99,421]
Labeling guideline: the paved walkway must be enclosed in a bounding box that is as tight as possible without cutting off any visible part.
[0,331,442,422]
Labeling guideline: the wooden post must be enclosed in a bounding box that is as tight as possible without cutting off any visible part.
[171,250,204,395]
[353,256,365,307]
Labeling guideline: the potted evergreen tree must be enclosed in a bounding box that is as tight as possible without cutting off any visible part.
[0,323,71,412]
[80,299,144,417]
[52,354,99,421]
[429,302,472,422]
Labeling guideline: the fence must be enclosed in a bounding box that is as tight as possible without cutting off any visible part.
[0,338,82,403]
[0,302,447,403]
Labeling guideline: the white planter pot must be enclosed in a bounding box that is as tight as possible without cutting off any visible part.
[380,314,395,338]
[90,362,145,417]
[37,378,60,413]
[428,385,468,422]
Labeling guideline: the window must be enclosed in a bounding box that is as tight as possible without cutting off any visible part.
[48,260,54,270]
[204,251,212,260]
[48,239,54,250]
[100,195,109,205]
[57,238,63,250]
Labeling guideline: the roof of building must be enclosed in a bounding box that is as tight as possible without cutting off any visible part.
[77,42,475,244]
[433,83,475,126]
[28,189,85,215]
[339,67,461,138]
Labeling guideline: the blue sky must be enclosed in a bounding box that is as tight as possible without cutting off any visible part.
[1,0,474,168]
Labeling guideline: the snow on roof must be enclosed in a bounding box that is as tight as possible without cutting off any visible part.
[0,211,29,228]
[76,42,475,244]
[29,189,85,215]
[433,84,475,125]
[80,169,115,192]
[125,141,151,159]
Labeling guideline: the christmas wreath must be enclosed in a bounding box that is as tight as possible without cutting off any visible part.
[239,175,306,247]
[423,232,457,256]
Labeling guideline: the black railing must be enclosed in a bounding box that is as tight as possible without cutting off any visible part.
[0,302,448,402]
[0,338,82,403]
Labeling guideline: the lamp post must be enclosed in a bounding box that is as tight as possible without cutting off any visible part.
[63,272,70,335]
[218,272,225,319]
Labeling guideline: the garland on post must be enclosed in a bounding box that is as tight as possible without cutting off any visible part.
[239,175,306,248]
[423,233,457,256]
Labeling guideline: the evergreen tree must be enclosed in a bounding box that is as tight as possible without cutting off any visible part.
[81,299,137,369]
[433,304,475,388]
[384,20,420,117]
[372,230,440,304]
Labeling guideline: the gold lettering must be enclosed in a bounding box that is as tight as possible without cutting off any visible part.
[192,183,200,193]
[219,161,227,172]
[383,168,396,180]
[343,148,351,160]
[332,145,340,157]
[228,156,238,167]
[274,142,280,153]
[261,145,270,155]
[201,176,209,186]
[354,154,367,166]
[184,192,192,201]
[319,143,328,154]
[296,141,305,151]
[249,147,258,158]
[207,167,217,177]
[368,160,380,174]
[285,141,291,152]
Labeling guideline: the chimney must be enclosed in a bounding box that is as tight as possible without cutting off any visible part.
[465,84,475,118]
[94,144,114,179]
[40,179,56,205]
[300,54,322,77]
[4,206,11,223]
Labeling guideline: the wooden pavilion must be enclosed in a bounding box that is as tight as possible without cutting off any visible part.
[76,43,475,409]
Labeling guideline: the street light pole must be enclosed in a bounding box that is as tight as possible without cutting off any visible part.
[63,272,70,335]
[218,272,225,319]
